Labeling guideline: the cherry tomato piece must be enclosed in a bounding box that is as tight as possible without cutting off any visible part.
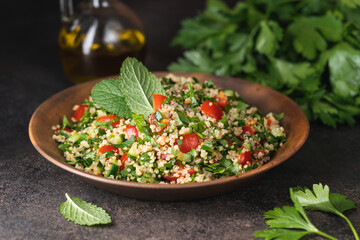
[200,100,224,121]
[217,91,228,109]
[178,133,199,153]
[163,173,179,182]
[98,145,119,155]
[239,146,252,167]
[54,127,72,134]
[252,149,265,157]
[242,125,255,135]
[163,163,196,182]
[96,115,117,122]
[112,118,121,128]
[73,104,88,122]
[119,152,128,171]
[125,125,139,139]
[149,112,155,125]
[266,118,272,127]
[153,94,168,112]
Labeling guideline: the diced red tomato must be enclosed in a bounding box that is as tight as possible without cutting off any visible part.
[225,137,234,146]
[163,163,196,182]
[54,127,72,134]
[217,91,228,109]
[119,152,128,171]
[200,100,224,121]
[242,125,255,135]
[149,113,169,133]
[153,94,168,112]
[163,173,179,182]
[239,146,252,167]
[98,145,119,155]
[96,115,117,122]
[149,113,155,125]
[266,118,272,127]
[178,133,199,153]
[73,104,88,122]
[112,118,121,128]
[125,125,139,139]
[252,149,265,157]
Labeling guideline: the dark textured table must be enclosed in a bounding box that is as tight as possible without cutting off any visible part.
[1,1,359,239]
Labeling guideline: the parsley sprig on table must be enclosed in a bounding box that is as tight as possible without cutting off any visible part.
[254,183,359,240]
[169,0,360,127]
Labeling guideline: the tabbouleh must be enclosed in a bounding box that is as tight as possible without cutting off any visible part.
[53,74,286,184]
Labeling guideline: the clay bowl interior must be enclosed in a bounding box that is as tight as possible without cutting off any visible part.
[29,72,309,201]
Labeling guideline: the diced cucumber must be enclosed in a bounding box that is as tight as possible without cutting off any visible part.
[176,152,192,163]
[105,163,119,178]
[222,89,235,97]
[112,135,123,145]
[128,142,140,157]
[67,133,81,143]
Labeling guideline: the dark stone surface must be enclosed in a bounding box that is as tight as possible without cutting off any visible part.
[0,1,359,239]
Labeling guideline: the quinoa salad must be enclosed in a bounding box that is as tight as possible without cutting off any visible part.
[52,74,286,184]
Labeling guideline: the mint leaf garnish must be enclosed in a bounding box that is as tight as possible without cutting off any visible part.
[91,78,132,118]
[119,58,166,117]
[91,58,166,118]
[60,193,111,226]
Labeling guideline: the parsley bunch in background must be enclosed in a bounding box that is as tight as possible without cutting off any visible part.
[169,0,360,127]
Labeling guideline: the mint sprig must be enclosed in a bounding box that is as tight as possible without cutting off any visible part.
[91,58,166,118]
[60,193,111,226]
[119,58,166,117]
[91,78,132,118]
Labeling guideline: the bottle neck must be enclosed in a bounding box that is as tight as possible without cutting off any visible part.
[91,0,110,8]
[59,0,74,24]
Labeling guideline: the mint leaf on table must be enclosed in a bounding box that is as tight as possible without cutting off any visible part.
[119,58,166,117]
[60,193,111,226]
[91,78,132,118]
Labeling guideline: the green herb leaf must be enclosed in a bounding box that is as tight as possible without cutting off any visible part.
[60,193,111,226]
[119,58,166,117]
[111,136,136,148]
[62,115,71,128]
[256,21,282,58]
[254,228,308,240]
[132,113,151,135]
[293,183,359,239]
[293,183,356,214]
[169,0,360,127]
[317,42,360,98]
[201,141,212,151]
[91,78,132,118]
[288,16,342,60]
[255,183,358,240]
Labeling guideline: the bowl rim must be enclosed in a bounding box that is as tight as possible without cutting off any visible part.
[29,72,309,190]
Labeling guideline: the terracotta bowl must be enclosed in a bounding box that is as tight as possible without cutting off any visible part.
[29,73,309,201]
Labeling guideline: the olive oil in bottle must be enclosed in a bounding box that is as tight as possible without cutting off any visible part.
[58,0,146,84]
